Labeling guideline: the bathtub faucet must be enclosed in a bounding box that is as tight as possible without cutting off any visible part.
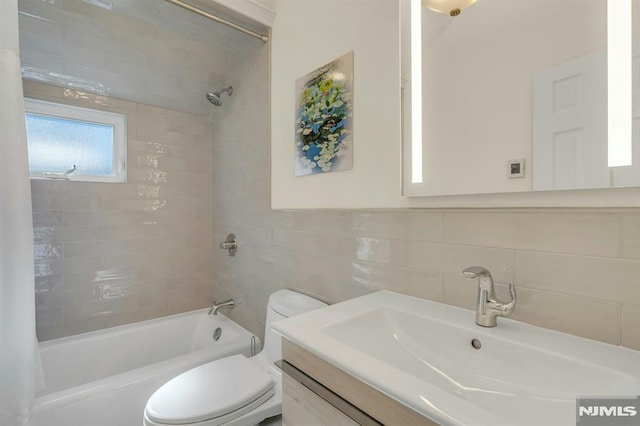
[209,298,235,315]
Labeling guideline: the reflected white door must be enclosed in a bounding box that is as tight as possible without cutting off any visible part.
[533,50,608,190]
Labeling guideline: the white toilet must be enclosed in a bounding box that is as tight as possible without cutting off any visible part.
[143,290,326,426]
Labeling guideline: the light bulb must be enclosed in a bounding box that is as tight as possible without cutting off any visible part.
[422,0,477,16]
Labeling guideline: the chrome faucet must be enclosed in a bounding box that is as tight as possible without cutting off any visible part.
[209,298,235,315]
[462,266,516,327]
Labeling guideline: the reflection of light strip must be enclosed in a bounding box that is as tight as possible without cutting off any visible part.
[411,0,423,183]
[608,0,632,167]
[18,11,51,22]
[83,0,113,10]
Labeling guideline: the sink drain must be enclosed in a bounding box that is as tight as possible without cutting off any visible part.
[213,327,222,341]
[471,338,482,350]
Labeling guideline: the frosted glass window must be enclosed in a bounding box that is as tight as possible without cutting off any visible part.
[24,99,127,183]
[26,114,114,176]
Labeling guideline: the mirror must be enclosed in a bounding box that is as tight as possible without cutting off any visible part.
[403,0,640,197]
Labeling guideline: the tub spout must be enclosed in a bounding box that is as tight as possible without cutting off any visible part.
[209,298,235,315]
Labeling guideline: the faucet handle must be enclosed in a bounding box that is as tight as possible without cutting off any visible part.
[497,283,517,315]
[507,282,516,307]
[219,233,237,256]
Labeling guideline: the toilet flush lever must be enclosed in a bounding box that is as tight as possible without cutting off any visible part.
[219,233,237,256]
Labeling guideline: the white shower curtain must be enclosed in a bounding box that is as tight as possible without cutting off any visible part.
[0,0,39,424]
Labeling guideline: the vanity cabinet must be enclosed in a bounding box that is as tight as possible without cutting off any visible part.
[281,340,436,426]
[282,371,359,426]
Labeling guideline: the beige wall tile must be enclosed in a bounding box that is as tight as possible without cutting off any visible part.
[442,275,478,311]
[355,237,391,263]
[621,214,640,260]
[291,211,353,235]
[352,261,444,302]
[284,270,349,305]
[273,229,356,258]
[444,212,621,258]
[391,240,516,282]
[30,179,65,194]
[64,239,138,258]
[292,252,351,281]
[62,210,140,226]
[35,307,65,327]
[23,80,64,98]
[35,276,63,298]
[138,289,169,308]
[405,212,444,242]
[509,287,620,345]
[352,212,408,239]
[516,251,640,304]
[622,305,640,350]
[32,211,62,227]
[36,317,104,341]
[34,243,63,260]
[60,225,103,242]
[101,224,169,240]
[44,257,102,277]
[27,82,213,341]
[100,305,168,330]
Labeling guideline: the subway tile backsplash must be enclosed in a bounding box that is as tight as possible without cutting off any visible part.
[25,80,213,340]
[211,41,640,352]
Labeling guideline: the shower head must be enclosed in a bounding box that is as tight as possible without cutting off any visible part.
[206,86,233,106]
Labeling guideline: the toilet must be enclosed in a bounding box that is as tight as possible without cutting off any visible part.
[143,290,327,426]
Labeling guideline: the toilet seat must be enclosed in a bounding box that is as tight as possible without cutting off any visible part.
[144,355,275,425]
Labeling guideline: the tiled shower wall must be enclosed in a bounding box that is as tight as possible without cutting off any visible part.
[212,43,640,350]
[18,0,254,115]
[26,80,214,341]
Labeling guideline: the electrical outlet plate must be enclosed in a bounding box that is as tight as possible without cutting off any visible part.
[508,159,525,178]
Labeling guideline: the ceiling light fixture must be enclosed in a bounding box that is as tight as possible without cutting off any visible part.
[422,0,477,16]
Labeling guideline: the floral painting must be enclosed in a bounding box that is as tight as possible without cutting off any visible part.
[295,51,353,176]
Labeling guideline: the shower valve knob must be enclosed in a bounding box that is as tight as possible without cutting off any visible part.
[219,233,237,256]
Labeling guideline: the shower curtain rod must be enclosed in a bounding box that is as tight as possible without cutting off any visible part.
[164,0,269,42]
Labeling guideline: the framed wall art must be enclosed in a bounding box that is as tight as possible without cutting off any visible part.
[295,51,353,176]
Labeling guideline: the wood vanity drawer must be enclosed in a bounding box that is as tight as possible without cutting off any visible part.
[282,340,436,426]
[283,368,362,426]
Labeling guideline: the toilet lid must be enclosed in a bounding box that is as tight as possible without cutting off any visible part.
[145,355,274,425]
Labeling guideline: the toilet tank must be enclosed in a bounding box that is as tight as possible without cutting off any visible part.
[263,290,326,365]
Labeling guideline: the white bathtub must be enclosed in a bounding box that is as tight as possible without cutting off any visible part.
[33,309,257,426]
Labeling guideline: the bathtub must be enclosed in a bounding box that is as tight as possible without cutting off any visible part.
[32,309,258,426]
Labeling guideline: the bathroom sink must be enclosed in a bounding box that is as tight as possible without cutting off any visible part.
[272,291,640,426]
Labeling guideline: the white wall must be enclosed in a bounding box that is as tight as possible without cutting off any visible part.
[270,0,409,209]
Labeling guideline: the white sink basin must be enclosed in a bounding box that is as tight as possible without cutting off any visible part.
[272,291,640,426]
